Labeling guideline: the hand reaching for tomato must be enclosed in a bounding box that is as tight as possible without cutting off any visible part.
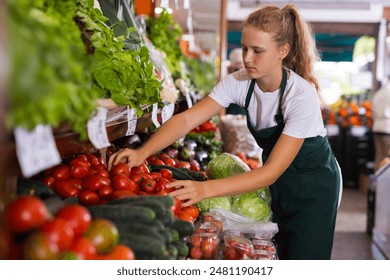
[107,148,146,170]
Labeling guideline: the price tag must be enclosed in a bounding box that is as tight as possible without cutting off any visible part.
[87,107,110,149]
[126,107,138,136]
[161,103,175,124]
[151,103,161,128]
[185,92,193,108]
[14,125,61,178]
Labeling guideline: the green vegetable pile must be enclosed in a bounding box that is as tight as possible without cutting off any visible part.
[198,153,272,222]
[6,0,162,138]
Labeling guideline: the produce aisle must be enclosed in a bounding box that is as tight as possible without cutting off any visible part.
[0,0,275,261]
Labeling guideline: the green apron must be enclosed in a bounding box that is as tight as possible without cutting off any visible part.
[244,69,340,260]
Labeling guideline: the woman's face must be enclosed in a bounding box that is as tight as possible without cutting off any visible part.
[241,25,284,80]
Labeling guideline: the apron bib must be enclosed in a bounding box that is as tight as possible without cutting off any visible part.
[244,69,340,260]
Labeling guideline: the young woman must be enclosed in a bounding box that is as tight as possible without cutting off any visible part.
[108,4,341,260]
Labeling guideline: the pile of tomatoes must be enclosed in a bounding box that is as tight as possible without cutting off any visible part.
[0,196,135,260]
[40,152,200,223]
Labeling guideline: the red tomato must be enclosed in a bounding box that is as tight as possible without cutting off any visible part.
[42,176,55,188]
[40,218,75,251]
[70,157,91,168]
[170,197,182,215]
[70,164,89,179]
[78,190,100,206]
[95,168,110,178]
[82,174,110,191]
[110,162,131,177]
[158,153,170,160]
[23,232,60,260]
[52,165,71,180]
[147,155,158,162]
[112,175,139,192]
[105,244,135,260]
[150,159,165,165]
[189,246,202,259]
[132,162,149,174]
[177,161,191,169]
[93,163,107,170]
[163,158,176,167]
[141,178,157,194]
[98,186,114,198]
[130,172,152,184]
[176,211,194,223]
[190,161,201,171]
[69,237,96,260]
[54,205,91,237]
[4,196,49,233]
[67,178,82,190]
[54,180,80,198]
[149,172,162,181]
[180,205,199,220]
[84,219,119,254]
[201,240,217,259]
[85,153,100,165]
[109,190,137,200]
[159,169,173,180]
[156,178,170,192]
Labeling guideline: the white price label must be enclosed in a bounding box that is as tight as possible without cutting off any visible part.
[126,107,138,136]
[14,125,61,178]
[151,103,161,128]
[87,107,110,149]
[161,103,175,124]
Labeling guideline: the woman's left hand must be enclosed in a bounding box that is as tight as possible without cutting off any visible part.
[167,180,207,207]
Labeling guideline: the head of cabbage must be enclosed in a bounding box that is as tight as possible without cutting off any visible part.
[197,196,232,213]
[206,153,250,179]
[231,189,271,221]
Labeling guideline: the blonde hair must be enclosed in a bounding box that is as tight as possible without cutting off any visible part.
[243,4,321,92]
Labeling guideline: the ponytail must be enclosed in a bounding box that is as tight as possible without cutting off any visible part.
[244,4,321,92]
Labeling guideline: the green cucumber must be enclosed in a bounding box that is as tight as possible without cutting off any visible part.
[171,219,195,238]
[118,200,166,219]
[120,233,167,259]
[88,204,155,222]
[168,228,180,242]
[158,209,175,227]
[150,164,195,180]
[108,195,175,209]
[115,223,166,244]
[172,239,189,258]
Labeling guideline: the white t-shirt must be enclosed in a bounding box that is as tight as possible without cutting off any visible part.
[209,68,327,138]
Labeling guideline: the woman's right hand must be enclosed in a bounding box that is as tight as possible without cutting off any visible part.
[107,148,146,170]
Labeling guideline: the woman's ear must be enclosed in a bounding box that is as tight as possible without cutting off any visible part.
[280,44,290,60]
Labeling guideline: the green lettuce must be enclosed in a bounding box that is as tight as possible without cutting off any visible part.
[197,196,232,213]
[231,190,271,221]
[206,153,250,179]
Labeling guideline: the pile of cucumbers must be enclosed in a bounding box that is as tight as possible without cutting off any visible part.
[88,195,195,260]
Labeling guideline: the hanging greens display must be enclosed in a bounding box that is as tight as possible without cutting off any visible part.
[7,0,162,139]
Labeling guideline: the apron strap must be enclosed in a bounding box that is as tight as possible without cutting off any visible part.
[244,68,288,114]
[245,80,256,109]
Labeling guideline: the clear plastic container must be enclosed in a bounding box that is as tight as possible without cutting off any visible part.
[220,233,254,260]
[187,232,220,260]
[199,212,224,233]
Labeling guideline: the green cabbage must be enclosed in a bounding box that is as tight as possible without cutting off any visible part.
[231,190,271,221]
[206,153,250,179]
[197,196,232,213]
